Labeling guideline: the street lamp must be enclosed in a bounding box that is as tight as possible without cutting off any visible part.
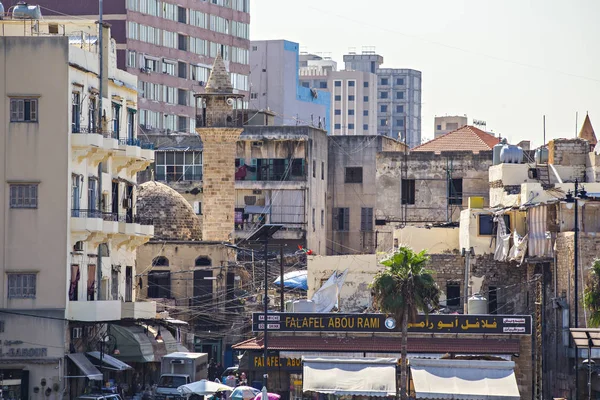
[247,224,283,391]
[565,179,588,400]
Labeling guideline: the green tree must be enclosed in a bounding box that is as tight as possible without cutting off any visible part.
[370,247,440,400]
[584,259,600,327]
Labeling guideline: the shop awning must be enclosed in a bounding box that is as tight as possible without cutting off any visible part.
[87,351,133,371]
[409,359,520,399]
[303,357,397,397]
[66,353,103,381]
[110,325,163,363]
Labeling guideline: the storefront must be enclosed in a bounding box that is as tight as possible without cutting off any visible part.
[0,311,66,400]
[234,312,533,400]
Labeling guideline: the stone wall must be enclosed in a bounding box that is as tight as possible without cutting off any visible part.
[548,138,588,181]
[198,128,243,241]
[376,150,493,251]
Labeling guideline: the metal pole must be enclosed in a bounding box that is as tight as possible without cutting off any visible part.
[575,180,580,399]
[97,0,104,302]
[263,239,268,389]
[279,245,284,312]
[463,253,470,314]
[588,343,592,400]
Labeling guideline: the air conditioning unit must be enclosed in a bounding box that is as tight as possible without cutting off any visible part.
[73,241,84,252]
[252,190,262,195]
[72,327,83,339]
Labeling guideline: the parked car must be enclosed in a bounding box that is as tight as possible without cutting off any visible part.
[75,394,123,400]
[221,366,239,385]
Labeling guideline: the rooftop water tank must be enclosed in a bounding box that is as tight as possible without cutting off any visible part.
[0,2,5,19]
[500,143,524,164]
[293,299,316,313]
[12,2,41,19]
[467,293,488,315]
[492,139,507,165]
[535,147,549,164]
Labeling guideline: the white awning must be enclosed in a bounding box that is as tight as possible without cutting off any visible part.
[66,353,103,380]
[410,359,520,400]
[87,351,133,371]
[303,357,397,397]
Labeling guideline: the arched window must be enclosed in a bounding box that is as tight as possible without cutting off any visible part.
[147,271,171,299]
[152,256,169,267]
[195,256,212,267]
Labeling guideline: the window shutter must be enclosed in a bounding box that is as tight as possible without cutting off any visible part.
[343,208,350,231]
[17,99,25,121]
[360,208,366,231]
[10,99,18,121]
[368,208,373,230]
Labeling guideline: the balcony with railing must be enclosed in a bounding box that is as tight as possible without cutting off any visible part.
[235,158,307,189]
[71,127,119,164]
[113,136,154,174]
[71,209,104,233]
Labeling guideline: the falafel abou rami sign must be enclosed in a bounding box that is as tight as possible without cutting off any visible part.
[252,313,532,335]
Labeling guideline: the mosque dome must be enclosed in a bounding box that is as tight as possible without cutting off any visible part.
[137,181,201,241]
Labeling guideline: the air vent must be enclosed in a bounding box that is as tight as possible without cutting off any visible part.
[375,219,387,226]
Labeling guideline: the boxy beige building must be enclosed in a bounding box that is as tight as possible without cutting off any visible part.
[0,19,154,397]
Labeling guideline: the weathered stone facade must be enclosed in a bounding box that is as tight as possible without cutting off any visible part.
[199,128,242,241]
[137,181,201,241]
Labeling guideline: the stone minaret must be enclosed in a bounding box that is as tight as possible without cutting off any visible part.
[195,54,245,241]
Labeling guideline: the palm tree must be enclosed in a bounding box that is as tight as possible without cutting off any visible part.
[584,259,600,327]
[370,247,440,400]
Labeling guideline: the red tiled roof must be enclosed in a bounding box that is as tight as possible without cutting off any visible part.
[233,336,521,354]
[413,125,500,153]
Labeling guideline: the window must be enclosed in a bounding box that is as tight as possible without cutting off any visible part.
[334,81,341,87]
[178,34,188,51]
[72,92,81,133]
[312,160,316,178]
[250,93,258,99]
[363,110,368,116]
[348,123,355,130]
[335,95,341,101]
[162,62,176,76]
[401,179,415,205]
[448,178,463,205]
[348,109,355,116]
[361,207,373,231]
[396,105,404,113]
[436,124,442,130]
[10,184,38,209]
[301,82,310,88]
[178,61,187,79]
[155,151,203,181]
[319,81,327,89]
[10,98,38,122]
[8,273,36,298]
[335,109,341,116]
[144,57,159,72]
[363,81,369,88]
[127,109,136,140]
[348,81,355,87]
[396,119,405,127]
[321,209,324,226]
[177,6,187,23]
[195,257,211,266]
[178,89,188,106]
[396,78,404,85]
[363,124,368,130]
[396,91,404,100]
[446,283,460,307]
[380,105,388,113]
[321,161,325,180]
[152,257,169,267]
[127,50,136,67]
[380,119,387,127]
[348,95,355,101]
[380,91,388,99]
[312,208,316,227]
[380,78,389,85]
[478,214,511,236]
[147,271,171,298]
[334,207,349,231]
[111,103,121,138]
[363,96,369,102]
[334,123,341,130]
[345,167,363,183]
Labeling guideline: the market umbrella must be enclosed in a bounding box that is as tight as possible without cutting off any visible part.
[177,379,234,396]
[253,392,281,400]
[231,386,261,400]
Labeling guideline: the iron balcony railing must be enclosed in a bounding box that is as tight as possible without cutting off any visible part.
[141,142,155,150]
[71,126,113,138]
[156,173,203,182]
[195,110,244,128]
[118,138,141,147]
[71,209,153,226]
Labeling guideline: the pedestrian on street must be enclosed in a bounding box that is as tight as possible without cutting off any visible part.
[208,359,217,381]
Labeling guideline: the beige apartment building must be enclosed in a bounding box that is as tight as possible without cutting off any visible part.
[0,18,154,397]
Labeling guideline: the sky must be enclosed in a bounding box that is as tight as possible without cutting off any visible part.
[249,0,600,147]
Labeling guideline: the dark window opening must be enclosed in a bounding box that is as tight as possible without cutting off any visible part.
[195,257,212,266]
[401,179,415,205]
[334,207,349,231]
[478,214,511,236]
[361,207,373,231]
[148,270,171,298]
[448,178,463,205]
[152,256,169,267]
[446,283,460,307]
[345,167,363,183]
[488,286,498,314]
